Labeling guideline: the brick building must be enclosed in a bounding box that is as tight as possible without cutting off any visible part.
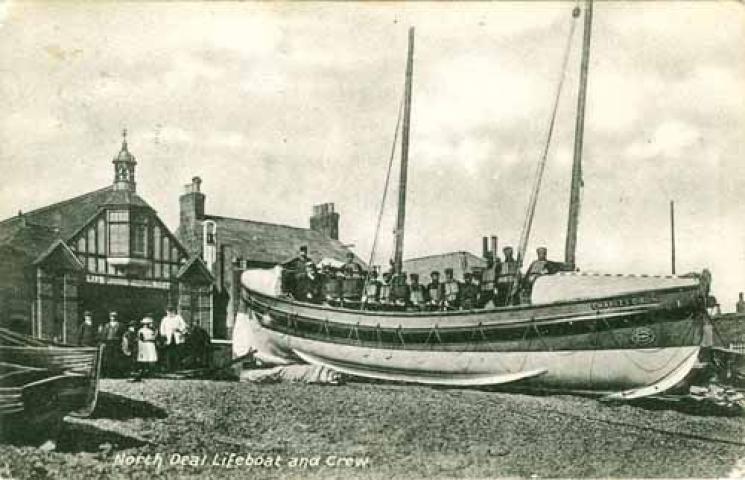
[0,133,214,341]
[176,177,361,335]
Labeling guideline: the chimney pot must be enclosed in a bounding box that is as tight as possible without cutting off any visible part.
[482,236,489,259]
[490,236,498,259]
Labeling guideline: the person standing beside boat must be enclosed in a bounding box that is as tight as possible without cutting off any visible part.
[426,271,444,310]
[121,321,139,377]
[160,305,187,372]
[132,316,158,382]
[98,311,123,377]
[78,310,97,347]
[443,268,460,310]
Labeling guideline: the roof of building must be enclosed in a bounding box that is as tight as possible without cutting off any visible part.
[0,186,152,245]
[403,251,487,282]
[0,182,156,270]
[0,219,62,258]
[201,214,363,266]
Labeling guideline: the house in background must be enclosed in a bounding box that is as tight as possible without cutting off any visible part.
[177,177,362,336]
[0,133,214,341]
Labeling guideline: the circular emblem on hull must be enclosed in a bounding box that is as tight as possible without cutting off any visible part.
[630,327,656,346]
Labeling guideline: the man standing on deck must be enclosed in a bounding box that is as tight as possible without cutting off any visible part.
[497,246,519,306]
[282,245,311,295]
[426,271,444,310]
[479,254,500,308]
[460,272,479,310]
[341,251,363,278]
[408,273,428,311]
[443,268,460,310]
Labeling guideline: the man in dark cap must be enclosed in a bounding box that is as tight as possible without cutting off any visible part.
[296,262,322,304]
[378,271,393,310]
[341,251,363,278]
[497,246,519,306]
[426,271,444,310]
[98,310,123,377]
[362,268,381,310]
[282,245,311,294]
[526,247,550,285]
[460,272,479,310]
[78,310,97,347]
[479,254,500,308]
[390,271,410,310]
[443,268,460,310]
[408,273,428,311]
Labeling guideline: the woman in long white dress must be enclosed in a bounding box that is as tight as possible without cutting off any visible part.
[133,316,158,382]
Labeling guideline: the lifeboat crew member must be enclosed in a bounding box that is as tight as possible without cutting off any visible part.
[426,271,444,310]
[341,251,364,277]
[391,272,410,311]
[282,245,311,295]
[378,271,393,310]
[408,273,428,311]
[497,246,519,306]
[460,272,479,310]
[443,268,460,310]
[526,247,550,285]
[480,254,501,308]
[323,270,343,307]
[296,262,322,304]
[362,268,381,310]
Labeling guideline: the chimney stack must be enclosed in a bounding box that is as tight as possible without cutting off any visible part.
[179,176,206,256]
[482,236,489,259]
[310,202,340,240]
[490,236,498,260]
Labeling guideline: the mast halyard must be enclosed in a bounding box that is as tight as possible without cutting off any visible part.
[564,0,593,269]
[393,27,415,274]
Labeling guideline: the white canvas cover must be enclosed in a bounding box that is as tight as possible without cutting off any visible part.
[232,310,294,365]
[532,272,699,304]
[240,266,283,297]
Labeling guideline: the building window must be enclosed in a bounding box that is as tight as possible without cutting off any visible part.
[97,218,106,254]
[109,223,129,256]
[132,220,148,257]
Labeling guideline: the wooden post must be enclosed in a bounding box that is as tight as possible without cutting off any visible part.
[393,27,415,274]
[564,0,593,269]
[670,200,676,275]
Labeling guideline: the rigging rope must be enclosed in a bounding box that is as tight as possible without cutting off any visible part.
[361,93,406,307]
[516,7,581,268]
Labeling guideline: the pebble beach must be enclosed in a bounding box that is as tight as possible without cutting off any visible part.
[1,378,745,479]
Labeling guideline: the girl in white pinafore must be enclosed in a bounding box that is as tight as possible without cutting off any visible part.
[133,316,158,382]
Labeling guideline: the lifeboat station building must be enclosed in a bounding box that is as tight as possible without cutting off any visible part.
[0,134,214,342]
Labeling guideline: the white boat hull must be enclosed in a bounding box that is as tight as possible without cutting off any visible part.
[240,313,699,393]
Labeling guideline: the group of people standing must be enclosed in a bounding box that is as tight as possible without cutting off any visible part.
[282,245,564,311]
[78,305,210,381]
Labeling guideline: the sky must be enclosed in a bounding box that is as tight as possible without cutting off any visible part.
[0,1,743,310]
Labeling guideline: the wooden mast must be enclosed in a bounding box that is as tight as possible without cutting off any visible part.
[393,27,415,274]
[564,0,593,269]
[670,200,676,275]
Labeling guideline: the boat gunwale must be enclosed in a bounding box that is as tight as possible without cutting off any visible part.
[244,282,702,320]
